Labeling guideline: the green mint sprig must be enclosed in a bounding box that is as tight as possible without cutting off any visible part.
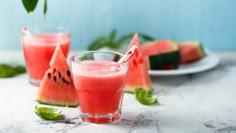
[0,64,26,78]
[88,30,155,50]
[22,0,47,16]
[34,106,64,121]
[135,87,158,106]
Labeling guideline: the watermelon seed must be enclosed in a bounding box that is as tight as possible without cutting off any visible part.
[62,77,66,83]
[66,70,71,76]
[47,73,51,79]
[53,76,57,82]
[62,77,70,85]
[65,80,69,84]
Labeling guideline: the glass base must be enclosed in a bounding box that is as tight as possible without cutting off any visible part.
[80,110,121,124]
[29,78,41,87]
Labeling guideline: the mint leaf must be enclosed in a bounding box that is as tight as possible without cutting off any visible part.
[22,0,39,14]
[14,65,26,74]
[43,0,47,16]
[88,30,155,50]
[0,64,26,78]
[22,0,47,16]
[135,87,158,106]
[109,29,116,42]
[34,106,64,121]
[0,64,16,78]
[139,33,155,41]
[88,37,108,50]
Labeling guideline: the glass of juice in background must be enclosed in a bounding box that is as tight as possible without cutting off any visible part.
[70,51,128,123]
[21,26,71,86]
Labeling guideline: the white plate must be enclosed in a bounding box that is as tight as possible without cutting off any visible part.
[148,50,219,76]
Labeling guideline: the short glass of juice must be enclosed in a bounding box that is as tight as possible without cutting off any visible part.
[20,26,71,86]
[70,51,128,124]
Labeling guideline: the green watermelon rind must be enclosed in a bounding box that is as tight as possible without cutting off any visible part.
[149,50,180,69]
[36,98,78,107]
[196,42,206,57]
[148,41,180,69]
[142,40,180,69]
[125,85,153,94]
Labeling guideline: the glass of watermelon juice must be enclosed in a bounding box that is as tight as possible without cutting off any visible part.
[21,26,71,86]
[71,51,128,123]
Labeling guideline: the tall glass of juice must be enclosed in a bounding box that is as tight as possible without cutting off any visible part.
[20,26,71,86]
[71,51,128,124]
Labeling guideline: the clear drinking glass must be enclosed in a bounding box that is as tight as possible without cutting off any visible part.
[20,26,71,86]
[70,51,128,124]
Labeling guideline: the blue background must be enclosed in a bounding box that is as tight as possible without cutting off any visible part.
[0,0,236,51]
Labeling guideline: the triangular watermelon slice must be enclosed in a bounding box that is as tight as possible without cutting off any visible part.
[125,33,153,93]
[36,45,78,107]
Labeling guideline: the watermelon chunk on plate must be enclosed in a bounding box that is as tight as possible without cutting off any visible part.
[125,33,153,93]
[141,40,180,70]
[36,45,78,107]
[178,41,205,64]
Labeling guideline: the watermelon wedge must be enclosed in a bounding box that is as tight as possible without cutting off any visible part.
[141,40,180,69]
[37,45,78,107]
[178,41,205,64]
[125,33,153,93]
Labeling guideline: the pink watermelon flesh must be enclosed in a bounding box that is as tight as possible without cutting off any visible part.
[142,40,178,56]
[178,42,205,64]
[37,45,78,107]
[125,33,153,93]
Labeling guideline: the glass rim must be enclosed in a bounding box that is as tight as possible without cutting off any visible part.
[21,26,71,36]
[70,50,127,65]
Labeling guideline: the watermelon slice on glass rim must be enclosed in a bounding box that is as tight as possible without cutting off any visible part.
[125,33,153,93]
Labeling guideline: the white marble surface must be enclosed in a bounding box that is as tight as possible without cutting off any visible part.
[0,51,236,133]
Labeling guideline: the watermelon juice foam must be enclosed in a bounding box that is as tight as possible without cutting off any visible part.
[21,26,71,86]
[71,51,128,124]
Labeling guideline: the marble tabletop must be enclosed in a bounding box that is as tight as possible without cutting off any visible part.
[0,50,236,133]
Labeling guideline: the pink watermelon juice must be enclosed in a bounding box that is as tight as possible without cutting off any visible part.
[22,34,70,86]
[71,57,128,123]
